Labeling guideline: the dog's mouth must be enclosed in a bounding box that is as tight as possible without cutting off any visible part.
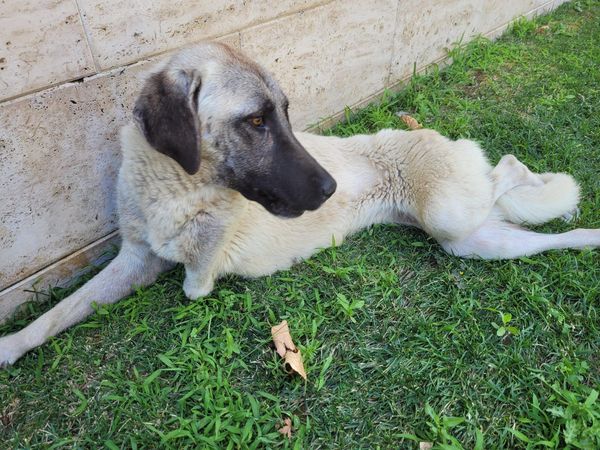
[267,201,306,218]
[232,173,334,219]
[247,187,307,218]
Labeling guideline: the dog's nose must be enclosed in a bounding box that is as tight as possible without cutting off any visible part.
[320,176,337,199]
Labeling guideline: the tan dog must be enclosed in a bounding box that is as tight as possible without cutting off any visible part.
[1,42,598,367]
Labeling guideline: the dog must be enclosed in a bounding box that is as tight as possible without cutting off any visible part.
[1,42,598,367]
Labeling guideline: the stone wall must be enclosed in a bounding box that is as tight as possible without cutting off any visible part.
[0,0,568,320]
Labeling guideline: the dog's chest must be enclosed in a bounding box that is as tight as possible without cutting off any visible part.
[216,176,388,278]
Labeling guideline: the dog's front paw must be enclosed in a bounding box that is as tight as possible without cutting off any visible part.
[0,334,24,368]
[183,277,214,300]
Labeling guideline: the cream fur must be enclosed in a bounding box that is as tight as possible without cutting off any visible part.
[116,124,591,287]
[1,42,598,367]
[496,172,580,225]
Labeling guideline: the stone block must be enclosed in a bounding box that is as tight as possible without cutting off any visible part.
[0,0,95,101]
[0,63,149,289]
[241,0,398,129]
[77,0,329,70]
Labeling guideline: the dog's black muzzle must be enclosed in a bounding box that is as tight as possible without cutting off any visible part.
[239,132,337,218]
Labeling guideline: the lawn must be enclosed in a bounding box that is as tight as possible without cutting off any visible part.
[1,1,599,448]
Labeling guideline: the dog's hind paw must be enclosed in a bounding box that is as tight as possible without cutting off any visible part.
[561,207,581,223]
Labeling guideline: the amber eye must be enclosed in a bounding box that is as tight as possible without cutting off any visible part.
[250,116,264,127]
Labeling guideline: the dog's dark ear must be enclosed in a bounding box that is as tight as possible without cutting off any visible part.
[133,69,202,175]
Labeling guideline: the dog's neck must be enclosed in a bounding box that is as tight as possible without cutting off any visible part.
[119,123,245,211]
[120,123,219,184]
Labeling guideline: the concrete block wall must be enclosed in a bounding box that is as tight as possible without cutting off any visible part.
[0,0,568,320]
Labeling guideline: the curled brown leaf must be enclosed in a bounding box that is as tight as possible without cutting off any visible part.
[271,320,307,380]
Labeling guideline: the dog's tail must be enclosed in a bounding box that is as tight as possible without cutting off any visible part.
[495,172,580,225]
[0,242,168,367]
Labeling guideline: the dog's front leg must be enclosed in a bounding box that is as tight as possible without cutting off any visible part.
[150,213,228,300]
[0,240,169,367]
[183,261,218,300]
[181,223,228,299]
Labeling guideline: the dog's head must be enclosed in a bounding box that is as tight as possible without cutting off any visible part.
[133,42,336,218]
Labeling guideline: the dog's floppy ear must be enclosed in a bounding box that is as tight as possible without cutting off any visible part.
[133,69,202,175]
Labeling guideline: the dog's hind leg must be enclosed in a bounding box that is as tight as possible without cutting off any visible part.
[495,172,581,225]
[419,154,544,243]
[421,152,596,259]
[440,218,600,259]
[485,152,581,225]
[489,154,544,202]
[0,240,170,367]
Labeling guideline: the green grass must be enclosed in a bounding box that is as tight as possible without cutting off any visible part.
[2,2,600,448]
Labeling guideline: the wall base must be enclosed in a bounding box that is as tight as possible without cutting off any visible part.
[0,232,120,324]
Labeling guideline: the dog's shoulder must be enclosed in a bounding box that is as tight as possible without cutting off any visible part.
[119,123,165,169]
[119,124,197,193]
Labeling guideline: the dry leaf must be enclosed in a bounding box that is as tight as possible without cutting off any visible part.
[419,442,433,450]
[278,417,293,439]
[399,114,423,130]
[271,320,307,380]
[536,25,550,34]
[271,320,294,357]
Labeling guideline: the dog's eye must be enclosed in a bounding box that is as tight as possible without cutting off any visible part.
[250,116,264,127]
